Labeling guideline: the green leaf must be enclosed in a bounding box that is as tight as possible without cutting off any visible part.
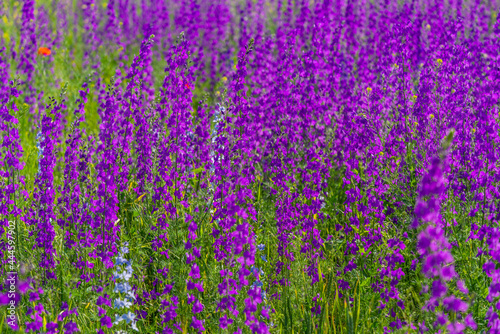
[193,166,205,174]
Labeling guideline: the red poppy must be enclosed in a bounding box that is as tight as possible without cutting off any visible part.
[37,47,51,56]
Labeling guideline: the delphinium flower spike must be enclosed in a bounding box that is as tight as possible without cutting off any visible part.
[413,131,475,332]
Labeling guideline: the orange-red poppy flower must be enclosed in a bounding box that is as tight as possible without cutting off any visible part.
[37,47,51,56]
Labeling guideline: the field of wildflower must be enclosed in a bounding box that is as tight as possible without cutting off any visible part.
[1,0,500,333]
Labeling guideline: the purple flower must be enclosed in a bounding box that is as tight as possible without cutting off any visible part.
[100,315,113,328]
[64,321,79,334]
[191,316,205,331]
[29,292,39,302]
[192,300,204,313]
[442,296,468,313]
[189,263,200,280]
[219,314,234,329]
[0,294,8,305]
[46,322,58,334]
[464,314,477,330]
[456,280,468,294]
